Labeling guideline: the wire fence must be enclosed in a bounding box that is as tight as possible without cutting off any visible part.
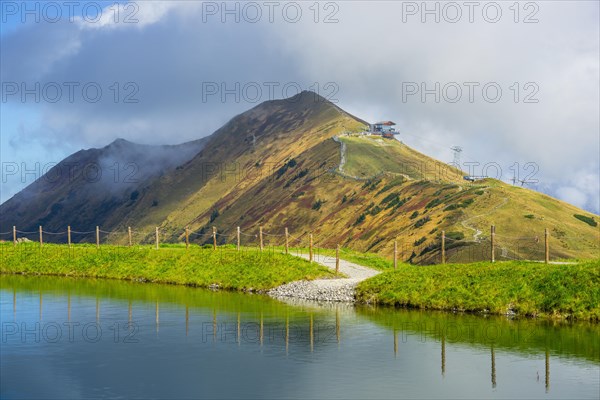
[390,227,597,265]
[0,223,597,265]
[0,224,315,252]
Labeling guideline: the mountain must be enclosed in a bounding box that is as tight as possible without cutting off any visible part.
[0,137,208,234]
[1,91,598,263]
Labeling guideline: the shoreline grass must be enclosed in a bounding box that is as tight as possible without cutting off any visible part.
[2,243,599,321]
[356,260,600,321]
[0,243,335,291]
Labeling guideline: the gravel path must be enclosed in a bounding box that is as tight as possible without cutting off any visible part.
[461,195,509,242]
[331,135,347,174]
[268,253,380,303]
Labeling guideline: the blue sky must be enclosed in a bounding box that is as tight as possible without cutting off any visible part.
[1,1,599,213]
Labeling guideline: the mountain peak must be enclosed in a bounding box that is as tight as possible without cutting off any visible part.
[287,90,330,103]
[250,90,336,114]
[108,138,135,147]
[234,90,367,131]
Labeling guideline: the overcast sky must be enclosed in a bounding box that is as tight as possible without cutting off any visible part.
[1,1,599,213]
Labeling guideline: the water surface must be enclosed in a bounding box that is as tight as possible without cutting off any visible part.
[1,275,598,399]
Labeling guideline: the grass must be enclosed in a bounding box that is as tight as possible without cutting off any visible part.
[340,136,463,181]
[0,243,335,291]
[356,260,600,321]
[3,242,599,322]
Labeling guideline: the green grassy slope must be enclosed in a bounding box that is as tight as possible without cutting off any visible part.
[163,133,598,263]
[0,243,335,291]
[356,260,600,321]
[1,93,597,263]
[340,135,464,181]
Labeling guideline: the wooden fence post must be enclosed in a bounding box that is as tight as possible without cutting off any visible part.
[309,234,313,262]
[185,228,189,250]
[12,226,16,246]
[285,227,289,254]
[212,226,217,250]
[336,244,340,275]
[544,228,549,264]
[155,227,159,250]
[441,230,446,264]
[490,225,495,263]
[128,227,132,247]
[96,226,100,249]
[237,226,240,251]
[67,226,71,248]
[259,226,263,251]
[394,240,398,270]
[39,226,43,248]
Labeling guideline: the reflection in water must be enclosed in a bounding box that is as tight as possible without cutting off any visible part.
[156,300,159,332]
[491,345,497,388]
[6,287,571,392]
[1,275,598,399]
[546,348,550,393]
[260,312,264,347]
[336,308,340,345]
[309,313,313,352]
[441,334,446,377]
[185,305,189,336]
[11,287,565,394]
[357,306,600,364]
[285,314,289,354]
[238,312,241,345]
[212,308,217,342]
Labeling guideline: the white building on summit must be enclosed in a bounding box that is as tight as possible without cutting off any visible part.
[367,121,398,138]
[369,121,396,133]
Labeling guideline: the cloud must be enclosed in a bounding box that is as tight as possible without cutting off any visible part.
[1,1,311,147]
[1,1,598,213]
[548,169,600,214]
[273,1,600,213]
[75,1,183,30]
[555,187,589,210]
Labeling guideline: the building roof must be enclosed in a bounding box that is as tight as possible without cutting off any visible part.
[374,121,396,126]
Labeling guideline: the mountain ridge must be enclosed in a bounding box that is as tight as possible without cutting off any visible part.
[1,92,598,263]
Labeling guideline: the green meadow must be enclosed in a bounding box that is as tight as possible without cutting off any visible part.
[356,260,600,321]
[0,243,334,291]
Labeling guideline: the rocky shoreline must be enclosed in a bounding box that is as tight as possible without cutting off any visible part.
[268,279,358,302]
[268,254,380,303]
